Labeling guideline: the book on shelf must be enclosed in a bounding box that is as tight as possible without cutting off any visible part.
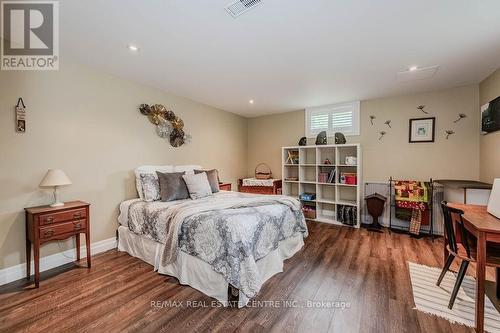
[327,169,336,183]
[318,169,336,183]
[318,172,328,183]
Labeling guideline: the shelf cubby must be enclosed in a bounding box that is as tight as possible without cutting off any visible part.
[300,166,317,183]
[317,146,336,165]
[283,182,299,199]
[299,147,316,165]
[317,203,336,221]
[283,165,299,181]
[317,184,336,203]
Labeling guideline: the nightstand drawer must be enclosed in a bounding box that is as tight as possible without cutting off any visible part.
[39,220,87,239]
[39,208,87,225]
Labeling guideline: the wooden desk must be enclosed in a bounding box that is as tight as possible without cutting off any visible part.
[449,203,500,333]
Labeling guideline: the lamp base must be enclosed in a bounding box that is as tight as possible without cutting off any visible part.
[50,202,64,208]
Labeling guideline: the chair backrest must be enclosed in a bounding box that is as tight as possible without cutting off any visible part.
[441,201,471,258]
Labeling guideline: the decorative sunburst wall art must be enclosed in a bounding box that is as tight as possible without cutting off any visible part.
[139,104,191,147]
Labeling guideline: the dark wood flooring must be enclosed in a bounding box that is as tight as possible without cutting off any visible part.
[1,221,498,333]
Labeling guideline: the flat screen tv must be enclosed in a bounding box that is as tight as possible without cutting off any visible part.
[481,95,500,134]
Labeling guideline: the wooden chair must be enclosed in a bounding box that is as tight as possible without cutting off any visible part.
[437,201,500,309]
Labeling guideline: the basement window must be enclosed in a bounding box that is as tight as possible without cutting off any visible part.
[305,101,360,137]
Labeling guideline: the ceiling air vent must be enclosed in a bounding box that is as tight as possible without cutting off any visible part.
[225,0,262,18]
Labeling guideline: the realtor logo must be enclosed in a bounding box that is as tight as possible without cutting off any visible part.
[1,1,59,70]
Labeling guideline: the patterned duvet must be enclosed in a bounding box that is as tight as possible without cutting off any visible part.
[126,192,308,298]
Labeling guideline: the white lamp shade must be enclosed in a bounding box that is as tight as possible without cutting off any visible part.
[39,169,72,187]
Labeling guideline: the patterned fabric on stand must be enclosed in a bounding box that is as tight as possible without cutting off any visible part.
[394,181,430,235]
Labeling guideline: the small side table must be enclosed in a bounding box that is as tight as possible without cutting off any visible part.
[219,182,232,191]
[25,201,91,287]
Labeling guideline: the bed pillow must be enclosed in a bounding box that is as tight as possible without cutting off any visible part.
[194,169,220,193]
[182,173,213,199]
[156,171,189,202]
[134,165,174,199]
[139,173,161,202]
[174,165,202,175]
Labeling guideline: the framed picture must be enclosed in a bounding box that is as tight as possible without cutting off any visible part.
[409,117,435,143]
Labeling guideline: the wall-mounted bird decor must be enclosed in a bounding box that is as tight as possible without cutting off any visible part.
[379,131,386,141]
[454,113,467,123]
[384,120,392,128]
[417,105,428,114]
[445,130,455,139]
[369,115,376,125]
[139,103,191,147]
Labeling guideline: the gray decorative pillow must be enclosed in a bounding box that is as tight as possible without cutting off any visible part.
[194,169,220,193]
[139,173,160,202]
[182,173,212,199]
[156,171,189,202]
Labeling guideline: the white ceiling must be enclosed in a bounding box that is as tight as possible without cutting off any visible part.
[60,0,500,117]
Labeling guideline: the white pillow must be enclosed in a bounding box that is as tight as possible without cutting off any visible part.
[182,173,212,199]
[134,165,173,200]
[174,165,202,175]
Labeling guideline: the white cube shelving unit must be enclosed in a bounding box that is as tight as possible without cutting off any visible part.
[282,144,362,228]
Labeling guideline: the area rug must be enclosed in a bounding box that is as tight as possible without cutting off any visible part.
[408,262,500,332]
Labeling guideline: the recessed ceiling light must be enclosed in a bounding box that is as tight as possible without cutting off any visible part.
[127,44,139,52]
[249,99,254,104]
[409,66,418,71]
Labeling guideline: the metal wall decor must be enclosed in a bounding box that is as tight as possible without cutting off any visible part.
[369,115,376,125]
[417,105,428,114]
[445,130,455,139]
[454,113,467,123]
[139,104,191,147]
[384,120,392,128]
[379,131,386,140]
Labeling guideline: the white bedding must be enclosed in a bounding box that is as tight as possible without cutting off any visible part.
[118,225,304,307]
[117,191,307,306]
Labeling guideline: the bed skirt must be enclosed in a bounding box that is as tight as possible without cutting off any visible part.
[117,226,304,307]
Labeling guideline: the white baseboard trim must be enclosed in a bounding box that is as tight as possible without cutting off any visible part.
[0,237,117,286]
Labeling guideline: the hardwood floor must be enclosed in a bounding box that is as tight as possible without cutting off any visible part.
[1,221,498,333]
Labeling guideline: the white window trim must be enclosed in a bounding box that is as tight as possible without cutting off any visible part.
[305,101,360,138]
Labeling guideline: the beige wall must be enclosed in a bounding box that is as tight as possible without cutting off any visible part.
[0,61,247,270]
[479,68,500,183]
[248,85,480,182]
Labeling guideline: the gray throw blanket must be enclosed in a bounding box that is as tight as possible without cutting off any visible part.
[159,193,304,265]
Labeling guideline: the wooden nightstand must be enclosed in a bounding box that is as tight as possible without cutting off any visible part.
[25,201,91,287]
[219,182,232,191]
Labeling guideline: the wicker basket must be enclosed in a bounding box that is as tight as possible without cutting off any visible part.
[254,163,272,180]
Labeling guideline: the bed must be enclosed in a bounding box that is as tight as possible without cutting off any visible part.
[117,166,308,307]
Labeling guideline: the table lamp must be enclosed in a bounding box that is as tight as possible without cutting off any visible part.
[39,169,72,207]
